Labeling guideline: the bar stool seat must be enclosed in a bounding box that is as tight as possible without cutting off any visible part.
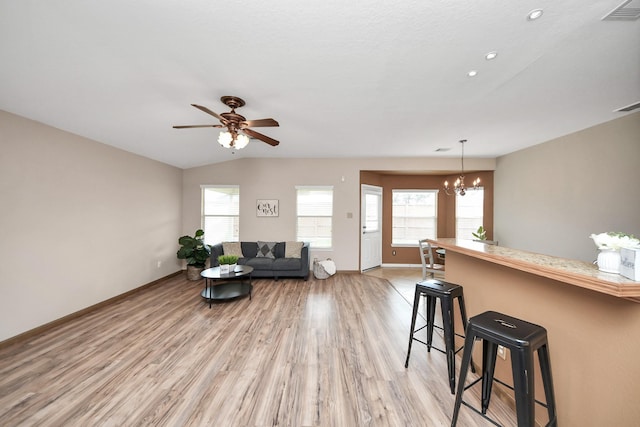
[451,310,558,427]
[405,279,473,394]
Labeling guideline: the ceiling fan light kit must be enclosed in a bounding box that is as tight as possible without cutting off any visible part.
[443,139,480,196]
[174,96,280,150]
[218,131,249,150]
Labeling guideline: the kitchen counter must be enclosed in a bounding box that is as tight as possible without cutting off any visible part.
[429,238,640,301]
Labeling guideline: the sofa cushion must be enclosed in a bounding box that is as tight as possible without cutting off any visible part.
[256,241,277,258]
[245,257,275,270]
[273,242,286,258]
[241,242,258,258]
[222,242,243,258]
[273,258,302,271]
[285,241,304,258]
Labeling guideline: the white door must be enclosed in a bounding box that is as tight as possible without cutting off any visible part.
[361,184,383,271]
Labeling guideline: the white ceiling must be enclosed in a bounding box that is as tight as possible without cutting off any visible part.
[1,0,638,169]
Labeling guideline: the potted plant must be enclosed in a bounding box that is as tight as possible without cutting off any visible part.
[218,254,239,274]
[177,229,212,280]
[472,225,487,241]
[590,231,640,274]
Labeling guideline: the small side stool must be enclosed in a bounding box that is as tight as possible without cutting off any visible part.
[451,310,558,427]
[405,279,474,394]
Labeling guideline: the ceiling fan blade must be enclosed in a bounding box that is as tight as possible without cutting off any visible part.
[242,118,279,128]
[191,104,224,121]
[243,128,279,146]
[173,124,223,129]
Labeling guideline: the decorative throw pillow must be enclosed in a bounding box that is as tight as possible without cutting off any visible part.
[222,242,243,258]
[256,241,276,258]
[285,241,303,259]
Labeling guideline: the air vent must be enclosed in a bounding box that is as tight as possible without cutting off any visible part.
[614,101,640,112]
[435,148,451,152]
[602,0,640,20]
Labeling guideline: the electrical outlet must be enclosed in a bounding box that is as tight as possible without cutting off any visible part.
[497,345,507,360]
[156,260,162,268]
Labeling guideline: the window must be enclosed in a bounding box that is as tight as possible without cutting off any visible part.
[364,192,380,233]
[392,190,438,245]
[456,187,484,239]
[296,186,333,248]
[202,186,239,245]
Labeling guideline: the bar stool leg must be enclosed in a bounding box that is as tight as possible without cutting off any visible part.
[481,340,499,414]
[538,344,558,426]
[441,296,456,394]
[511,348,535,426]
[426,294,437,352]
[456,295,476,374]
[404,286,422,368]
[451,331,475,427]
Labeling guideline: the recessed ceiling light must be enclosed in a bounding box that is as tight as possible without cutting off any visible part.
[527,9,543,20]
[467,70,478,77]
[485,51,498,60]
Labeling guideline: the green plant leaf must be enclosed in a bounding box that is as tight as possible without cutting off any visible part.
[177,229,211,266]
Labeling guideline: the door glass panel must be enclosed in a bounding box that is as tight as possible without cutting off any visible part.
[365,193,379,233]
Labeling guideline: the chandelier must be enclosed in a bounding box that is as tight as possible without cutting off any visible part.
[443,139,480,196]
[218,131,249,150]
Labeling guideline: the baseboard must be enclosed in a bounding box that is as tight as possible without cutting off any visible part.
[0,271,182,350]
[381,263,422,268]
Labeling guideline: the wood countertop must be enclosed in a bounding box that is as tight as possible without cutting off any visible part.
[428,238,640,301]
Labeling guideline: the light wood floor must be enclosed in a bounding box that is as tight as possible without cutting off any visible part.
[0,268,517,426]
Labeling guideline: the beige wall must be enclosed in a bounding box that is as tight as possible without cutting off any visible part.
[0,110,183,342]
[182,157,496,271]
[6,109,636,342]
[495,111,640,262]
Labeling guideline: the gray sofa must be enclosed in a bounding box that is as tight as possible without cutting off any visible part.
[210,241,310,280]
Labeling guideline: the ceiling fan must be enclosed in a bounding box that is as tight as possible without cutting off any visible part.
[173,96,279,149]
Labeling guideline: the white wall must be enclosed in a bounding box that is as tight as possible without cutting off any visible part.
[182,156,496,270]
[0,110,183,341]
[495,111,640,262]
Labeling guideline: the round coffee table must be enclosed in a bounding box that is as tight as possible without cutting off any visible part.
[200,265,254,308]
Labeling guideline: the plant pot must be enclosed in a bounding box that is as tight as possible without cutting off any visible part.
[220,264,231,274]
[597,249,621,274]
[186,265,204,281]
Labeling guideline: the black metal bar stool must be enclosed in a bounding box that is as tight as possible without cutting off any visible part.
[405,279,474,394]
[451,310,558,427]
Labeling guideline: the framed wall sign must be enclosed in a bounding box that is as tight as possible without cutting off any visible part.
[256,199,279,217]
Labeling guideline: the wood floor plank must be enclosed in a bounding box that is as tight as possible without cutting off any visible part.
[0,270,517,426]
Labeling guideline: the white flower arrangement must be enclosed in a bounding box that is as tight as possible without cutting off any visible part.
[590,232,640,251]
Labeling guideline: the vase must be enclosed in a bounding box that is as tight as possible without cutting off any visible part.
[597,249,621,274]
